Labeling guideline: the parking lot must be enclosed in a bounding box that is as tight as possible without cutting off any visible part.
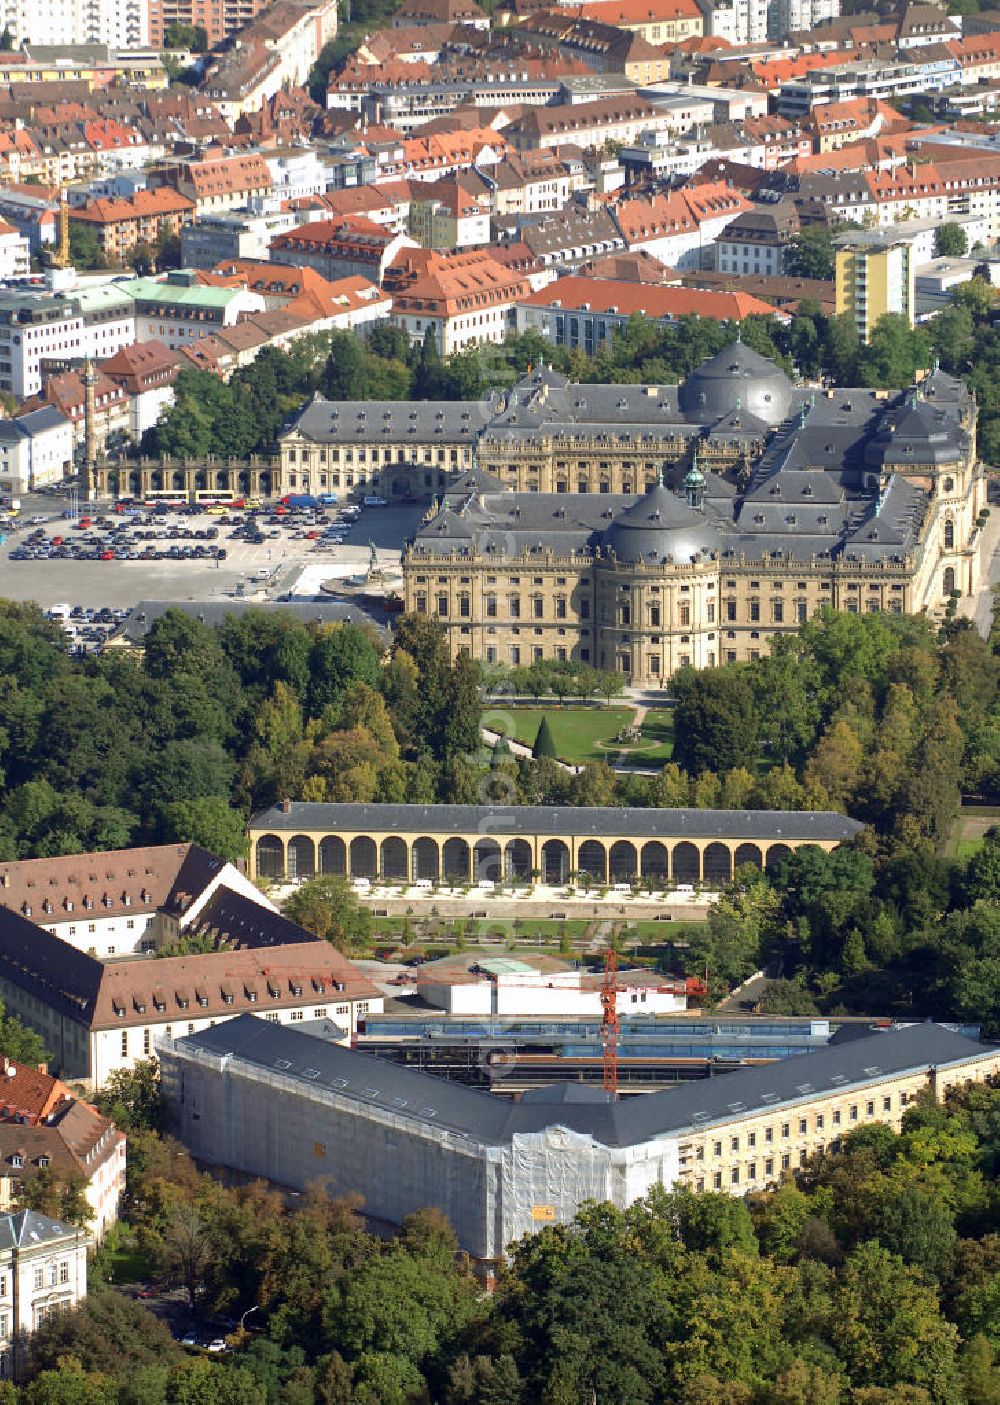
[0,490,425,613]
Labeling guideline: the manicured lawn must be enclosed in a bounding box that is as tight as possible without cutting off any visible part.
[502,706,636,763]
[956,838,986,861]
[638,709,675,762]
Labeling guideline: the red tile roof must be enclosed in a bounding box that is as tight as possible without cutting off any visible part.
[519,275,781,321]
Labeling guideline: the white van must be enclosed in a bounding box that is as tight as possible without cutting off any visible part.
[612,882,633,894]
[47,603,72,620]
[413,878,434,890]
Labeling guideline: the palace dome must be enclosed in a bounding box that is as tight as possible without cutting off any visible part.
[602,483,720,565]
[679,343,794,427]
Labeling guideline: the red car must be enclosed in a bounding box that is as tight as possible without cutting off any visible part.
[100,550,114,560]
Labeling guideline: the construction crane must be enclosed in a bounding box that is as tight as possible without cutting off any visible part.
[47,188,70,269]
[600,947,624,1098]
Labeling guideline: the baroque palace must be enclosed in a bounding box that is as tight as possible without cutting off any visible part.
[125,342,983,684]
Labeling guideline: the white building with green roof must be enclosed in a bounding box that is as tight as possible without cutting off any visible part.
[124,271,265,351]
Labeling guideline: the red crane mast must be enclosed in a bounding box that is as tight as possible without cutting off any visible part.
[600,947,623,1097]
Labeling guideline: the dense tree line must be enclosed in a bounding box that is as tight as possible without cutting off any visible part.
[9,1073,1000,1404]
[0,604,481,864]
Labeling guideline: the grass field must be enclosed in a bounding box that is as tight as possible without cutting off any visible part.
[945,805,1000,859]
[503,706,635,763]
[501,705,675,765]
[638,709,675,762]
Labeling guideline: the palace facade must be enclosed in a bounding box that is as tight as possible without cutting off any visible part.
[94,343,985,683]
[397,345,984,682]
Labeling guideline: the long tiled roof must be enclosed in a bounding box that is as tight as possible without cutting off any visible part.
[0,843,224,923]
[172,1016,993,1149]
[251,800,864,842]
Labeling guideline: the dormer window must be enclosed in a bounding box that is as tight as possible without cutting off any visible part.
[290,983,302,997]
[154,1000,166,1013]
[134,1001,146,1014]
[222,993,234,1005]
[10,1154,21,1169]
[37,1156,49,1169]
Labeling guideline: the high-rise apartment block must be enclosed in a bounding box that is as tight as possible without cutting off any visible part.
[835,232,915,342]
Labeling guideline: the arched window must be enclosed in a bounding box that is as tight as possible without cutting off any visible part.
[944,519,955,550]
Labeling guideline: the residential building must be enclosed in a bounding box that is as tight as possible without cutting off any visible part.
[99,341,181,441]
[0,407,72,495]
[162,1018,1000,1265]
[126,270,266,351]
[715,201,799,276]
[393,0,489,27]
[697,0,769,45]
[612,185,753,270]
[0,0,148,47]
[0,859,382,1087]
[503,96,677,151]
[407,175,492,249]
[0,1210,90,1380]
[150,154,272,217]
[249,800,862,886]
[515,277,783,351]
[0,223,30,283]
[148,0,273,49]
[767,0,839,40]
[269,216,419,284]
[388,248,530,352]
[0,1069,125,1239]
[835,231,915,340]
[576,0,704,42]
[67,189,195,268]
[181,207,302,268]
[23,366,129,459]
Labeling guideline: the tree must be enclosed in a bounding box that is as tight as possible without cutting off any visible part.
[935,223,968,258]
[283,875,373,953]
[532,716,557,760]
[160,796,248,864]
[672,668,758,776]
[94,1060,163,1132]
[830,1242,962,1402]
[68,222,107,271]
[786,227,836,280]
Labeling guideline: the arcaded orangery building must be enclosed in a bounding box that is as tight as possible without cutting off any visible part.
[247,800,864,886]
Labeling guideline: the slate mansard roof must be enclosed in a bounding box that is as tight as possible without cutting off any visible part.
[171,1015,994,1150]
[250,800,864,843]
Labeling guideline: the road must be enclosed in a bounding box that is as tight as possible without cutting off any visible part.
[959,500,1000,637]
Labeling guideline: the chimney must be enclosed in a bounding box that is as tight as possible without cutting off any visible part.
[280,798,292,814]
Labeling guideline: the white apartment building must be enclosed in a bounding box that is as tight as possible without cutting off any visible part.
[0,1211,89,1381]
[696,0,768,45]
[0,224,30,284]
[0,407,72,495]
[0,0,147,46]
[767,0,839,40]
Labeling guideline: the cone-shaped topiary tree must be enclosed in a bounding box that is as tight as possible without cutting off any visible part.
[533,716,558,759]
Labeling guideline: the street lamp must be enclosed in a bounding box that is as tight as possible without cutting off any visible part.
[240,1305,259,1332]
